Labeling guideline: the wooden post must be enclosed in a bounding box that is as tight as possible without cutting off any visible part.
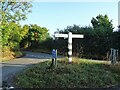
[68,32,72,63]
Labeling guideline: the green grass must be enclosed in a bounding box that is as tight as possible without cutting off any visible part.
[15,58,120,88]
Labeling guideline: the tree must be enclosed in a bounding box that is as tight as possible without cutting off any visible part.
[91,14,114,32]
[0,1,32,24]
[20,24,50,48]
[0,1,32,59]
[2,22,29,50]
[1,1,32,47]
[91,14,114,59]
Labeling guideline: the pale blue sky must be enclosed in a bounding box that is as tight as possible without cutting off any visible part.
[20,2,118,35]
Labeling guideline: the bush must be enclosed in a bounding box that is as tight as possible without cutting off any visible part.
[1,46,24,62]
[110,62,120,74]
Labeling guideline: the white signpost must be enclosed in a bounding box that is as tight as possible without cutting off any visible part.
[55,32,84,63]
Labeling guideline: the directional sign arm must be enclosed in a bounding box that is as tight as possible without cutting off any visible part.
[72,34,84,38]
[55,34,68,38]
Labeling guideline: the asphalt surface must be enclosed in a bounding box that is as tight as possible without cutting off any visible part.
[0,51,62,88]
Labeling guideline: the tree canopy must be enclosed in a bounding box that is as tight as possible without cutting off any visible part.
[0,1,33,59]
[20,24,50,48]
[1,1,32,24]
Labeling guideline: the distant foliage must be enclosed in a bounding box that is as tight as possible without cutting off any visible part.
[91,14,114,32]
[20,24,50,49]
[2,22,29,51]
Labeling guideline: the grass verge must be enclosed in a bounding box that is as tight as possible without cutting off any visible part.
[1,50,25,62]
[14,58,120,88]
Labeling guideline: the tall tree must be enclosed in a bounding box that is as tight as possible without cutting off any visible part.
[0,1,32,24]
[0,1,32,60]
[91,14,114,58]
[91,14,114,34]
[0,1,32,51]
[20,24,50,48]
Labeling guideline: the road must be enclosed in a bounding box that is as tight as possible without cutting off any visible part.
[0,51,61,88]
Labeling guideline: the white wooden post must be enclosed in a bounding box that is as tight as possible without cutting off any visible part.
[68,32,72,63]
[54,32,84,63]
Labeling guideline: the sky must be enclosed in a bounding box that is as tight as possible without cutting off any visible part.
[118,1,120,25]
[20,2,118,36]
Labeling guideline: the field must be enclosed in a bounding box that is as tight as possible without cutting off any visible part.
[15,58,120,88]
